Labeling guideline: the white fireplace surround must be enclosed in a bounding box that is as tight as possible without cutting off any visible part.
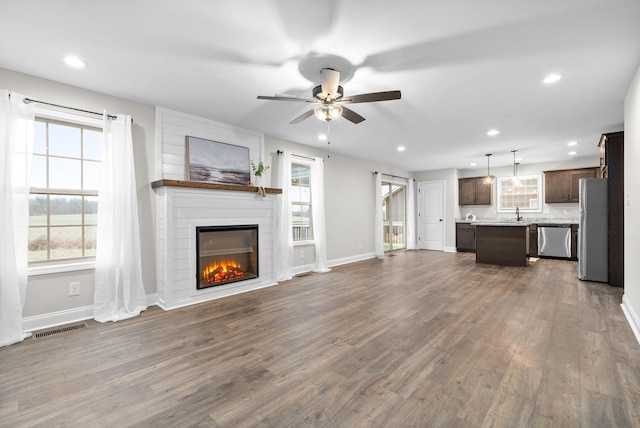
[154,107,278,310]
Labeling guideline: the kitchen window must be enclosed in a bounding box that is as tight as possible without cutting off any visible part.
[496,174,542,213]
[29,117,102,265]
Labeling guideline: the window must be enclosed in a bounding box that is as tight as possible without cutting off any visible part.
[496,174,542,213]
[29,118,102,263]
[291,163,312,241]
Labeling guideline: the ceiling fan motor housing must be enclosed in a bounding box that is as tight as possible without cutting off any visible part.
[313,85,344,102]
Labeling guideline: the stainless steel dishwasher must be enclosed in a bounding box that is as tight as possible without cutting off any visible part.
[538,224,572,259]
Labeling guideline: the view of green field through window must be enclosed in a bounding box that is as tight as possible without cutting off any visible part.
[28,119,101,262]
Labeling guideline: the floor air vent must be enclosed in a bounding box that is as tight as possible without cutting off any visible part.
[32,322,88,339]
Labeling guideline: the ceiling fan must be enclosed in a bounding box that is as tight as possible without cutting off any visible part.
[257,68,401,124]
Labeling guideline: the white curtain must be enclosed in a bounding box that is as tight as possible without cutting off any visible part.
[406,179,416,250]
[310,157,330,273]
[94,113,147,322]
[0,91,34,347]
[374,172,384,257]
[275,150,293,281]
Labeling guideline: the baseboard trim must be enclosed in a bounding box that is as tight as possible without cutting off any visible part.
[291,252,377,277]
[23,293,159,332]
[328,252,377,268]
[23,306,94,333]
[621,294,640,346]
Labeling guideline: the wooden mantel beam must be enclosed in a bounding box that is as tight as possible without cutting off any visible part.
[151,179,282,194]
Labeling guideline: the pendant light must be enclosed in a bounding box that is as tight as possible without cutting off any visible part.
[484,153,493,184]
[511,150,520,185]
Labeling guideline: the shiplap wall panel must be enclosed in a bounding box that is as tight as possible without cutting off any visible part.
[156,107,264,181]
[154,107,276,310]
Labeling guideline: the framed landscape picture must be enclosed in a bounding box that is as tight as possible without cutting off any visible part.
[186,136,251,185]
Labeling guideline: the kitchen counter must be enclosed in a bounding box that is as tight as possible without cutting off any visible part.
[457,218,577,225]
[472,221,535,227]
[475,223,530,267]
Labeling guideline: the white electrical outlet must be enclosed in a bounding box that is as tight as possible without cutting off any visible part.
[69,282,80,296]
[299,250,304,260]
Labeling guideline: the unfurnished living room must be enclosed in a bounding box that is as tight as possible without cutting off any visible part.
[1,1,640,427]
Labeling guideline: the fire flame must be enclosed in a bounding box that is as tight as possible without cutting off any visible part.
[202,260,245,283]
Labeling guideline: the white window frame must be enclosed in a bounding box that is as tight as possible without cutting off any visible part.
[496,174,543,213]
[28,108,103,276]
[291,159,313,245]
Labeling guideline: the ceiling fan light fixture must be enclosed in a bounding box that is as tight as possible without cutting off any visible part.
[314,104,343,122]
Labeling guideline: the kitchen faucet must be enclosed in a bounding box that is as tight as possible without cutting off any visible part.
[516,206,523,221]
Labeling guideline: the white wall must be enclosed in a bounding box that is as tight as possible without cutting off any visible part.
[0,68,156,322]
[623,63,640,343]
[457,156,600,221]
[413,168,459,251]
[412,157,600,252]
[264,135,411,268]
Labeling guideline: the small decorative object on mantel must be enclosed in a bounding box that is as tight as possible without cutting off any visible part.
[251,160,269,197]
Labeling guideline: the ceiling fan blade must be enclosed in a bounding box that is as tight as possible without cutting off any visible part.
[321,68,340,99]
[340,106,366,124]
[257,95,315,103]
[289,109,315,124]
[340,90,401,104]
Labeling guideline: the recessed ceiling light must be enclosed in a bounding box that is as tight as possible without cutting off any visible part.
[568,141,578,146]
[397,146,406,152]
[470,162,477,166]
[318,134,327,141]
[486,129,500,136]
[543,73,562,84]
[569,151,578,155]
[63,56,87,68]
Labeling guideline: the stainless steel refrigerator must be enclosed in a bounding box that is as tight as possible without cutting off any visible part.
[578,178,608,282]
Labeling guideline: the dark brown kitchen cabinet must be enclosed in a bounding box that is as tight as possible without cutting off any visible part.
[456,223,476,252]
[458,177,493,205]
[529,224,537,257]
[599,131,624,287]
[543,167,599,203]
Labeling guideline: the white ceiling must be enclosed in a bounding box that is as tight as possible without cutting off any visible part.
[1,0,639,171]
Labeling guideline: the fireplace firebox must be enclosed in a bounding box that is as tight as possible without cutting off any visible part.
[196,225,258,289]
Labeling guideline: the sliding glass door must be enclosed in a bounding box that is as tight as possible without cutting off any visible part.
[381,182,406,253]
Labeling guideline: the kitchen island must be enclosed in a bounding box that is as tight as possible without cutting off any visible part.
[474,222,531,267]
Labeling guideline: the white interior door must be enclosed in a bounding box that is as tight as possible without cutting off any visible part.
[418,181,444,250]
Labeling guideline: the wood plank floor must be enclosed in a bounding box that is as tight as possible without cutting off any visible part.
[2,251,639,427]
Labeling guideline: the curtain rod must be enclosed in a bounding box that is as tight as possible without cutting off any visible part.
[373,171,410,181]
[23,97,120,121]
[276,150,315,161]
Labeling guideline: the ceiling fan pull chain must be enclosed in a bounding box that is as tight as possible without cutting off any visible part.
[327,121,331,158]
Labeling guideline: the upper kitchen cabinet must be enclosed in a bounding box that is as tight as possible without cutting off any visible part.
[543,167,600,203]
[459,177,493,205]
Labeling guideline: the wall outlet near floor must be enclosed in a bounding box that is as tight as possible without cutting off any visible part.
[299,250,305,260]
[68,282,80,296]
